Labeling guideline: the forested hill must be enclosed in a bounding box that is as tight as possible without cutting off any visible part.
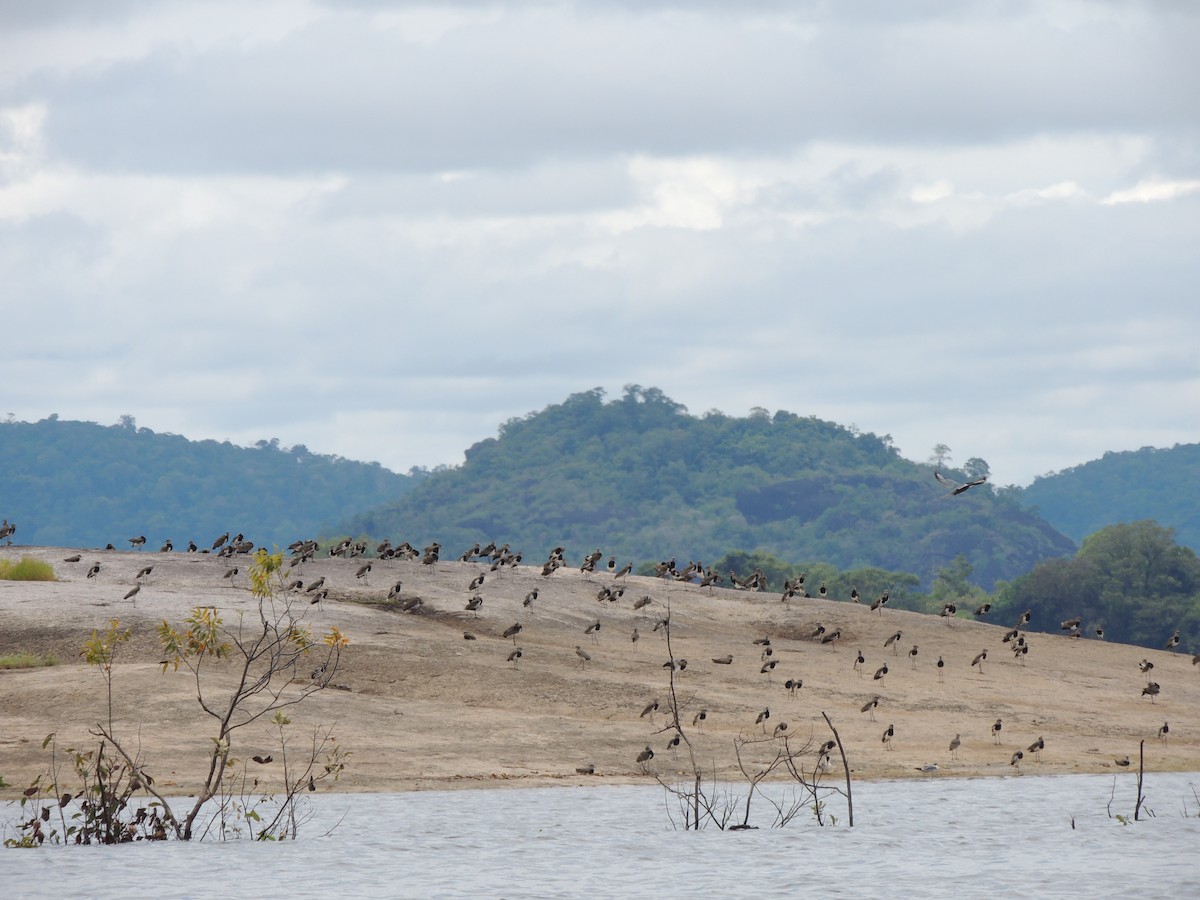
[0,416,414,549]
[342,386,1075,589]
[1015,443,1200,553]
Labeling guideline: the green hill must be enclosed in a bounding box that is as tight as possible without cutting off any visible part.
[1016,444,1200,553]
[342,386,1075,589]
[0,415,414,550]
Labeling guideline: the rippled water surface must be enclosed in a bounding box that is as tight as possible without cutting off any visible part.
[4,772,1199,898]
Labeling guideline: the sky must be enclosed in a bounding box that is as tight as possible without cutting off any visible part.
[2,0,1198,487]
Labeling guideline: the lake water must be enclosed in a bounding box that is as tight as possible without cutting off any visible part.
[3,772,1199,898]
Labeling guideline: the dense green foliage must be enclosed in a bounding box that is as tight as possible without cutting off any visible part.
[990,521,1200,652]
[1015,444,1200,553]
[343,386,1075,589]
[0,416,414,550]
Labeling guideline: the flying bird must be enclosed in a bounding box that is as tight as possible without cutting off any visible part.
[934,470,988,497]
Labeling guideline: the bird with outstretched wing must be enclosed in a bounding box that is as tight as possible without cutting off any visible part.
[934,470,988,497]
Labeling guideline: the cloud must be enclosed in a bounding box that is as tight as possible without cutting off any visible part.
[0,1,1198,489]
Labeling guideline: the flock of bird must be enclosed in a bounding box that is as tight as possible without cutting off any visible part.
[7,466,1192,782]
[33,514,1193,783]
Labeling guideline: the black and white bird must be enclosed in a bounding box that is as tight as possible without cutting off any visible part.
[934,470,988,497]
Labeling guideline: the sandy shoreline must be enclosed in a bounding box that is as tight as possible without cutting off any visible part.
[2,545,1197,800]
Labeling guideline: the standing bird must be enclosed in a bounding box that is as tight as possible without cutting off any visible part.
[692,709,707,730]
[785,678,802,698]
[87,562,101,579]
[861,695,881,722]
[636,746,654,768]
[873,664,888,683]
[755,708,771,731]
[884,631,902,654]
[949,733,961,759]
[1142,681,1161,702]
[1095,626,1106,639]
[308,589,328,610]
[991,718,1003,744]
[849,585,859,603]
[1158,722,1169,745]
[854,649,865,674]
[223,566,239,583]
[123,584,141,603]
[820,628,841,649]
[469,573,486,592]
[1165,630,1181,651]
[937,655,945,683]
[507,647,523,667]
[465,596,483,617]
[575,646,591,668]
[305,577,326,594]
[882,723,895,750]
[136,565,153,580]
[974,603,991,617]
[640,699,660,718]
[1027,736,1044,762]
[523,589,538,607]
[908,645,919,669]
[355,562,372,583]
[1010,750,1024,773]
[129,536,146,550]
[159,540,173,552]
[972,650,988,672]
[934,470,988,496]
[1139,659,1155,674]
[502,623,523,643]
[585,621,602,643]
[212,532,230,551]
[630,627,640,645]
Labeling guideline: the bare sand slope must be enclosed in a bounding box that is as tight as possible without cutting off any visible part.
[1,545,1196,797]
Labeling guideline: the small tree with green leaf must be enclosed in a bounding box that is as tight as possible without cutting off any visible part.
[8,549,350,846]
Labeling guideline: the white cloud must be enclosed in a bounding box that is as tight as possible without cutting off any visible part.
[0,0,1197,489]
[1101,178,1200,205]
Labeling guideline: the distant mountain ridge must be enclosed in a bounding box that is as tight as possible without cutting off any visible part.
[0,416,414,550]
[1014,444,1200,553]
[5,399,1197,591]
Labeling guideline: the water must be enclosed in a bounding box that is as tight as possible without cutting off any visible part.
[3,773,1199,898]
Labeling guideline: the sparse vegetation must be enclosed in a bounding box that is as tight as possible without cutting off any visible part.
[0,652,58,669]
[6,549,350,846]
[0,558,57,581]
[648,604,852,830]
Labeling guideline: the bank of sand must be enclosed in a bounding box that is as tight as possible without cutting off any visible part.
[1,545,1196,799]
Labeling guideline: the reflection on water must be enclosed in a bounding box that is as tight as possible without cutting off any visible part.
[3,772,1199,898]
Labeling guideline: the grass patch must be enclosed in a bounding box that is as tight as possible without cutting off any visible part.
[0,652,59,669]
[0,557,57,581]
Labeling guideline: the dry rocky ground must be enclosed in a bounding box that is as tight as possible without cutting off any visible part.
[1,544,1196,800]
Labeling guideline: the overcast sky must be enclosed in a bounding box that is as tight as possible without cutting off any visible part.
[2,1,1197,487]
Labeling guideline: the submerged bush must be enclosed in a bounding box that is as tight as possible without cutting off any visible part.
[0,558,57,581]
